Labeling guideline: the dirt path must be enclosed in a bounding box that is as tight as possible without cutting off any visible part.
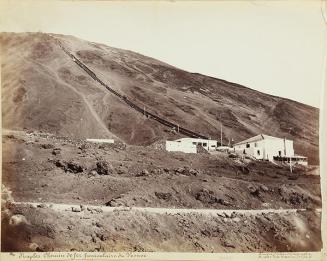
[57,80,115,138]
[24,56,119,140]
[13,201,321,216]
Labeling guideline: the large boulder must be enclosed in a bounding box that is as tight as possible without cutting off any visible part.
[53,160,84,173]
[95,161,113,175]
[155,192,172,200]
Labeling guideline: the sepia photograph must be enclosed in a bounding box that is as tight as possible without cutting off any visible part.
[0,0,326,259]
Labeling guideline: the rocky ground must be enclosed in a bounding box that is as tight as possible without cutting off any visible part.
[1,130,322,252]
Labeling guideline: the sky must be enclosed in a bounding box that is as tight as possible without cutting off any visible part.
[1,0,326,108]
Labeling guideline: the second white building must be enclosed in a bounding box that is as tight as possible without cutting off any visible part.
[233,134,294,161]
[166,138,218,153]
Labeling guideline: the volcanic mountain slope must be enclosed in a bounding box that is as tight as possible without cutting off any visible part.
[0,32,319,163]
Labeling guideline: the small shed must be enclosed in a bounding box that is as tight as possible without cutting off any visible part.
[86,138,115,144]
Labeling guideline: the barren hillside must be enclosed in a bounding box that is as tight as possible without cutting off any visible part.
[0,32,319,163]
[1,130,322,252]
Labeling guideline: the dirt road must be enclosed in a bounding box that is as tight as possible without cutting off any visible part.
[3,200,322,252]
[13,201,321,216]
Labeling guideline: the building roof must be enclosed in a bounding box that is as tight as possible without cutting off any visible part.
[234,134,292,146]
[175,138,217,142]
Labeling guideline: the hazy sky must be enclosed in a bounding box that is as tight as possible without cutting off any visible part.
[1,0,326,108]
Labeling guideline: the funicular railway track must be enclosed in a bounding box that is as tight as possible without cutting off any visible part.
[54,37,209,139]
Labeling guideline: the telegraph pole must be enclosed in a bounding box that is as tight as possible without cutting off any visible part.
[290,157,293,173]
[220,122,223,146]
[283,137,287,156]
[218,113,223,146]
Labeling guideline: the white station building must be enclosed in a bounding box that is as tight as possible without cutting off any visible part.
[233,134,308,165]
[166,138,218,153]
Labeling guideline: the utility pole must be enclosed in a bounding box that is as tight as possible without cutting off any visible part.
[290,156,293,173]
[220,122,223,146]
[283,137,287,156]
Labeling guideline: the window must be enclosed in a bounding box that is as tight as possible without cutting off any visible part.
[211,145,216,147]
[246,143,250,148]
[254,142,257,147]
[257,150,260,155]
[198,142,202,146]
[192,142,197,145]
[278,151,282,156]
[203,143,207,147]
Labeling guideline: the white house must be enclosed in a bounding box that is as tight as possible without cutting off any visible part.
[233,134,307,166]
[166,138,218,154]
